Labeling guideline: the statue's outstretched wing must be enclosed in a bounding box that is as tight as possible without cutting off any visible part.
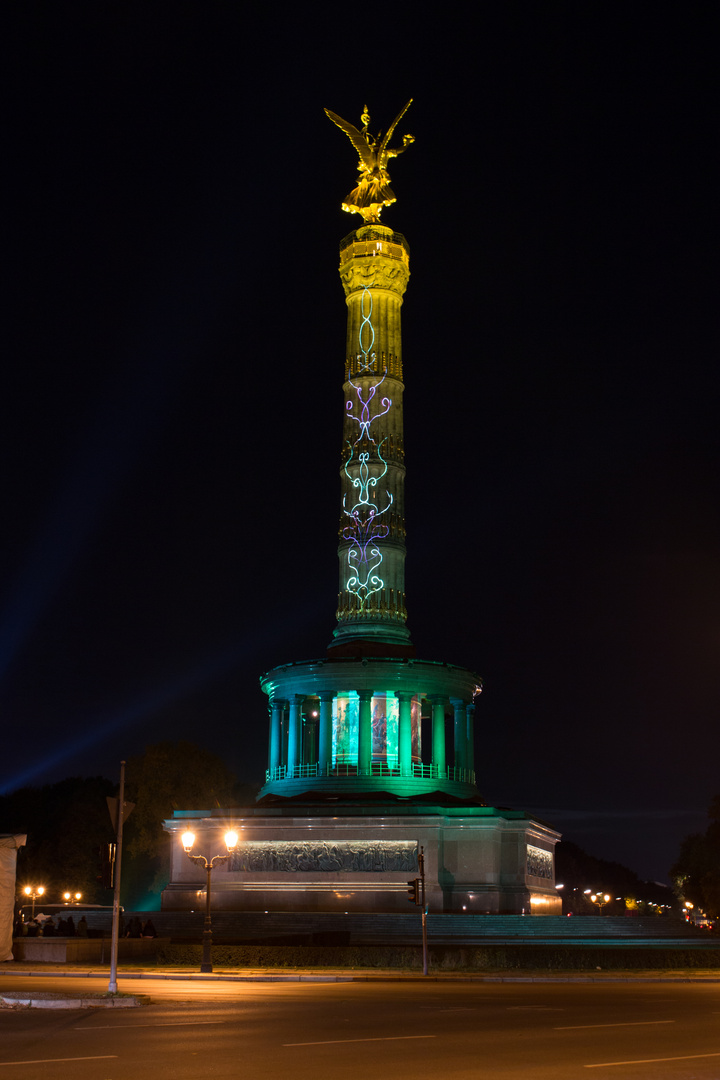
[379,99,413,158]
[325,109,376,171]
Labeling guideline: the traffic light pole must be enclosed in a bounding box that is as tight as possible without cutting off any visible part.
[419,845,428,976]
[108,760,125,995]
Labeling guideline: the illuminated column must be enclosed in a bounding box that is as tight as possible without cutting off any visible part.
[287,694,304,772]
[430,696,447,776]
[318,693,334,773]
[397,691,413,776]
[357,690,374,775]
[331,225,413,653]
[451,698,467,772]
[303,709,317,766]
[269,698,285,773]
[466,702,475,775]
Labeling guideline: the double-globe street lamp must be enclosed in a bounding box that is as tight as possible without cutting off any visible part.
[181,829,239,973]
[23,885,45,920]
[590,892,611,915]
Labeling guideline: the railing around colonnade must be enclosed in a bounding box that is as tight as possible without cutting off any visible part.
[264,762,475,785]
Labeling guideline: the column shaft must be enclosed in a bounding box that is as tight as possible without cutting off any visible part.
[398,692,413,776]
[466,702,475,775]
[318,694,334,774]
[357,690,374,775]
[430,696,447,776]
[451,698,467,773]
[287,695,304,773]
[269,698,285,773]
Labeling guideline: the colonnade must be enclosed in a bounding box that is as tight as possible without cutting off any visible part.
[268,691,475,780]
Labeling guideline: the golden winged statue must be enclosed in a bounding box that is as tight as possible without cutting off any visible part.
[324,100,414,224]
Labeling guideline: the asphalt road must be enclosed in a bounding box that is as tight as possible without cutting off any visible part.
[1,979,719,1078]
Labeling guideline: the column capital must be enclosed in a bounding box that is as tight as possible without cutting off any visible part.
[395,690,415,703]
[356,689,374,701]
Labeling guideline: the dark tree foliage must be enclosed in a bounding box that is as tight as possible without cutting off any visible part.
[556,841,676,916]
[671,798,720,918]
[0,776,115,905]
[121,741,239,907]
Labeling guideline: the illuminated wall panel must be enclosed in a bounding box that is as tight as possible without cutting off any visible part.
[332,693,358,765]
[371,692,398,765]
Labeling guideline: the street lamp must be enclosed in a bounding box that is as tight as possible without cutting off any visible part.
[23,885,45,920]
[63,891,83,904]
[181,829,239,973]
[590,892,611,915]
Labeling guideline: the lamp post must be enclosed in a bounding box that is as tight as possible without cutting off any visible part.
[63,891,83,905]
[181,829,239,973]
[23,885,45,920]
[590,892,611,915]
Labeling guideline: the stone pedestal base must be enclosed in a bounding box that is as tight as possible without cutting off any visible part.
[163,803,561,916]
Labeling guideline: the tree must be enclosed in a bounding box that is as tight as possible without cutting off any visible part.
[0,776,116,905]
[556,841,676,915]
[121,741,238,908]
[671,798,720,919]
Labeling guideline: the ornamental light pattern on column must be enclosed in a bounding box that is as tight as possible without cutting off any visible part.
[342,285,394,611]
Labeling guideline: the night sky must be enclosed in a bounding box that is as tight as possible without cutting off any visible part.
[4,9,717,883]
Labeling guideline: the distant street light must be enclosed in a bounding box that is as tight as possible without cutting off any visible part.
[23,885,45,920]
[181,829,240,973]
[63,891,83,904]
[590,892,611,915]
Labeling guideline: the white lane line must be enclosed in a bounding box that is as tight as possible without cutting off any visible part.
[0,1056,118,1066]
[74,1021,225,1029]
[556,1019,675,1031]
[586,1051,720,1068]
[509,1006,564,1012]
[284,1035,437,1047]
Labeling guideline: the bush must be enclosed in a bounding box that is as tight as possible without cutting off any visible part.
[153,942,720,971]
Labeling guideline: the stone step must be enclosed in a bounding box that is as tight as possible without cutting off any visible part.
[32,911,703,947]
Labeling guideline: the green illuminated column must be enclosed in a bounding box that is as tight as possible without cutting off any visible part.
[269,698,285,773]
[331,225,413,654]
[357,690,374,775]
[318,693,334,773]
[451,698,467,772]
[397,691,413,776]
[466,702,475,774]
[287,694,304,772]
[430,696,447,776]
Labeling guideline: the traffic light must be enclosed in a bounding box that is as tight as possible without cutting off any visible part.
[407,878,421,905]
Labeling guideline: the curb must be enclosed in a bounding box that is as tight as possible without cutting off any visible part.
[1,991,149,1010]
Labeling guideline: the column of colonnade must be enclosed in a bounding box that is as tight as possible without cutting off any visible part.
[267,692,475,780]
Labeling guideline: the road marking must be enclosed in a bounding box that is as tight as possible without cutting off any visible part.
[557,1020,675,1030]
[284,1036,437,1047]
[586,1051,720,1068]
[74,1021,225,1029]
[509,1006,564,1011]
[0,1056,118,1066]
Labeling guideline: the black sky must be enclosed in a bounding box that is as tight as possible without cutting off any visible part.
[3,7,718,882]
